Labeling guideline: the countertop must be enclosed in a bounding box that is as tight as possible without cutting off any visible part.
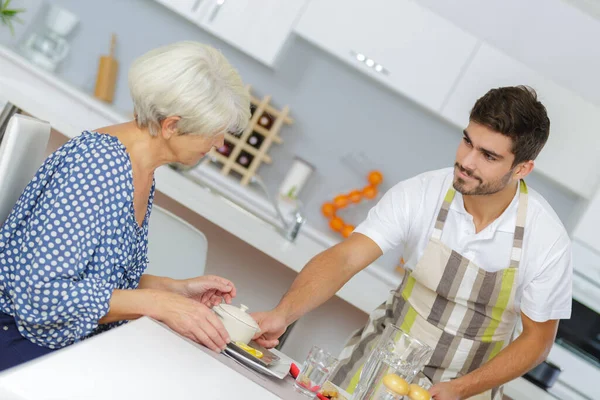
[0,317,305,399]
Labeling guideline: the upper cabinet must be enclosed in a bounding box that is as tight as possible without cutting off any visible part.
[154,0,208,19]
[294,0,478,112]
[154,0,307,66]
[441,44,600,199]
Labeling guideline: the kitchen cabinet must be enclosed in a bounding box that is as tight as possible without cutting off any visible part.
[153,0,307,67]
[416,0,600,106]
[198,0,307,66]
[153,0,208,19]
[294,0,478,113]
[441,43,600,199]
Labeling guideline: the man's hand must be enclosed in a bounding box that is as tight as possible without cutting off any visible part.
[251,310,288,348]
[429,381,463,400]
[179,275,237,307]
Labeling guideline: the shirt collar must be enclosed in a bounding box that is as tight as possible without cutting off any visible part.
[449,184,521,235]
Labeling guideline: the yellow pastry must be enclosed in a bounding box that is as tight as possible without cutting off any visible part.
[235,341,264,359]
[408,383,431,400]
[382,373,410,396]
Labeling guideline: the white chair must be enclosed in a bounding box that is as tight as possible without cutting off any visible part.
[0,114,51,226]
[146,205,209,279]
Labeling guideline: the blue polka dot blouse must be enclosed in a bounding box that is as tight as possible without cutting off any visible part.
[0,131,155,349]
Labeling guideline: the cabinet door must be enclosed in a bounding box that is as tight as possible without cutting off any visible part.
[199,0,307,66]
[154,0,208,20]
[442,43,600,198]
[294,0,478,112]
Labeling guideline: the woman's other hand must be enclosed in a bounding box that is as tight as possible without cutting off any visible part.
[150,290,230,352]
[179,275,236,307]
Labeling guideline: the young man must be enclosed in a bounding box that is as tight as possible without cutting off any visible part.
[253,86,572,400]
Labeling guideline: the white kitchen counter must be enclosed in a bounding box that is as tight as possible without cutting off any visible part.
[0,44,400,314]
[0,317,304,400]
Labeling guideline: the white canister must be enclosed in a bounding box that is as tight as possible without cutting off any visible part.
[213,304,260,344]
[278,157,314,200]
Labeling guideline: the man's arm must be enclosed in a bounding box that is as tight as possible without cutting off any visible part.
[276,233,382,324]
[431,313,558,399]
[252,233,382,347]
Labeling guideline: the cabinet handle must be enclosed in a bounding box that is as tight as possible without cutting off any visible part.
[191,0,203,13]
[208,0,226,23]
[350,50,390,76]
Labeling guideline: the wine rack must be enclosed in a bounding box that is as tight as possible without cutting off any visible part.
[203,86,293,186]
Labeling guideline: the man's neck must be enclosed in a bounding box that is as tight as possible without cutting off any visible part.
[462,181,519,233]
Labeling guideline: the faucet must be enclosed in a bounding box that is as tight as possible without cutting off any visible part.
[251,176,306,242]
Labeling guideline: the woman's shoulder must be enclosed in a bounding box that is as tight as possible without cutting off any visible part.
[47,131,129,171]
[42,131,132,189]
[65,131,128,159]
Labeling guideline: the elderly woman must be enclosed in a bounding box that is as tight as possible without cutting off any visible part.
[0,41,251,372]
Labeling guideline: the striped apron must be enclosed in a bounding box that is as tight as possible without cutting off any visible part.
[331,181,528,400]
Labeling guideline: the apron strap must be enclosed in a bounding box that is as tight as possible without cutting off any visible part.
[431,188,456,240]
[509,180,528,268]
[432,180,528,269]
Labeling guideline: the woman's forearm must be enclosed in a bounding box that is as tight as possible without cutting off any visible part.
[98,289,163,324]
[138,274,181,293]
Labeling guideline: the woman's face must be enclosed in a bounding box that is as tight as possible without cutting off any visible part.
[168,132,225,166]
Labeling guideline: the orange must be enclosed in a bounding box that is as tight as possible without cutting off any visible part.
[368,170,383,186]
[362,185,377,199]
[329,217,344,232]
[321,203,336,218]
[341,224,355,238]
[348,190,362,203]
[333,194,349,209]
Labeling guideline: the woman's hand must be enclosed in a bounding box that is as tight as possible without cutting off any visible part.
[149,290,231,352]
[179,275,237,307]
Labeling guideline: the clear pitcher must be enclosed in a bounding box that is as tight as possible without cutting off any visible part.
[353,324,433,400]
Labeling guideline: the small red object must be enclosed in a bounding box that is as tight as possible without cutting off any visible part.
[290,363,300,379]
[316,393,328,400]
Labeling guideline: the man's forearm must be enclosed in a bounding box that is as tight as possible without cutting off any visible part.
[452,329,553,397]
[274,245,358,324]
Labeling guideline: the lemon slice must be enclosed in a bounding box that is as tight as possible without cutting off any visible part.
[235,341,264,359]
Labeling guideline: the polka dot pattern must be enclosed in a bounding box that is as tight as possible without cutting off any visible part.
[0,132,154,349]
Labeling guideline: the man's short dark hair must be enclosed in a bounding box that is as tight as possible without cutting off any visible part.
[470,86,550,166]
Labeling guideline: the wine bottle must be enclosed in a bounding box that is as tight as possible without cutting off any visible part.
[247,131,265,149]
[236,151,254,168]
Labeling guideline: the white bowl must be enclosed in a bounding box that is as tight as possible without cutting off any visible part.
[213,304,259,345]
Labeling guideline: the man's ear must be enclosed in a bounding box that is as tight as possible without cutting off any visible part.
[160,116,181,139]
[514,160,534,180]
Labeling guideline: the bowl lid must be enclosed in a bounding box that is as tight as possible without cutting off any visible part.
[215,304,259,330]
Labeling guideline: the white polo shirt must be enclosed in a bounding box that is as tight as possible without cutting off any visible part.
[355,167,572,322]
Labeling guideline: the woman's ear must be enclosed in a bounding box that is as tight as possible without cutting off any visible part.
[160,116,181,139]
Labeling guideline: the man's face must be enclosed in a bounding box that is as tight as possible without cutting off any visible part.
[454,121,518,196]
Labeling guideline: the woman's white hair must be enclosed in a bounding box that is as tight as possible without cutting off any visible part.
[129,41,250,136]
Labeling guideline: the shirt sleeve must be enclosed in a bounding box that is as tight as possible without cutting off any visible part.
[354,178,420,254]
[11,150,117,349]
[520,233,573,322]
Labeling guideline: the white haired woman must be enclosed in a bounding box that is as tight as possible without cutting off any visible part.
[0,41,251,371]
